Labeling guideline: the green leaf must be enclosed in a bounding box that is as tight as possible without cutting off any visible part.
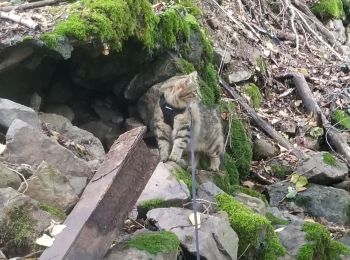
[290,173,300,184]
[286,188,297,199]
[295,176,308,189]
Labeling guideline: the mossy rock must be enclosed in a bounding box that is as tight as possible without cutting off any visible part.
[322,152,337,166]
[221,100,253,180]
[216,193,286,259]
[296,222,350,260]
[312,0,344,20]
[137,198,169,218]
[39,203,66,220]
[270,163,293,179]
[125,231,180,255]
[244,83,262,108]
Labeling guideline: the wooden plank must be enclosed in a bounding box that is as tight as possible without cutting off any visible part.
[39,126,159,260]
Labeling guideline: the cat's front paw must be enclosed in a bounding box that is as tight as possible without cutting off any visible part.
[160,153,169,162]
[168,155,187,168]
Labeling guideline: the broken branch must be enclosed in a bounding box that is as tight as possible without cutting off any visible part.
[0,0,64,12]
[0,11,38,29]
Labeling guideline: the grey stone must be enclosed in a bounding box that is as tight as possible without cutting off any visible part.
[327,19,346,44]
[234,192,266,216]
[137,162,190,216]
[267,182,350,225]
[147,207,238,260]
[0,162,21,189]
[296,152,348,185]
[40,113,106,162]
[213,47,231,66]
[16,164,34,179]
[197,181,224,213]
[0,250,6,260]
[92,98,123,122]
[125,117,144,131]
[24,161,79,211]
[277,223,306,260]
[253,138,279,160]
[0,98,40,130]
[228,70,252,83]
[29,92,42,112]
[45,104,75,122]
[4,119,92,194]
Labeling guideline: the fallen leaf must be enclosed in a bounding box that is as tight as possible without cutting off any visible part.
[296,186,307,192]
[189,212,201,228]
[50,224,66,236]
[290,173,301,184]
[295,176,308,189]
[275,227,285,233]
[35,234,55,247]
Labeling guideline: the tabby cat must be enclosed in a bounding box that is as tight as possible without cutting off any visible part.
[137,71,224,171]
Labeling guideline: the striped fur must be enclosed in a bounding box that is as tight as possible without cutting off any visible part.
[137,71,224,171]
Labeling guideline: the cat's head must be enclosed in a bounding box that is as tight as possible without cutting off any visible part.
[164,71,200,108]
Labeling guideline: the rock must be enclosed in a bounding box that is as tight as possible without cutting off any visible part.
[295,136,320,151]
[4,119,92,194]
[137,162,190,217]
[334,180,350,192]
[124,53,179,101]
[147,208,238,260]
[0,98,40,130]
[234,192,266,216]
[0,187,55,257]
[296,152,348,185]
[267,182,350,225]
[104,230,178,260]
[0,162,21,189]
[124,117,144,131]
[279,121,297,136]
[207,17,219,30]
[91,98,124,123]
[213,46,231,66]
[197,181,224,213]
[80,120,124,150]
[29,92,41,112]
[24,161,79,211]
[0,250,6,260]
[44,104,75,122]
[104,246,177,260]
[228,70,252,83]
[327,19,346,44]
[46,78,74,104]
[277,223,306,260]
[253,138,279,160]
[267,207,304,226]
[16,164,34,179]
[40,113,106,162]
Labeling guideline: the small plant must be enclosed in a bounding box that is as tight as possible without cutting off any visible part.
[333,109,350,129]
[244,83,262,108]
[126,231,180,254]
[39,204,66,220]
[322,152,337,166]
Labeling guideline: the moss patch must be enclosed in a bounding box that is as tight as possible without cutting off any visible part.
[138,199,168,217]
[312,0,344,20]
[221,100,253,180]
[323,152,337,166]
[216,193,286,259]
[126,231,180,255]
[0,204,37,254]
[231,185,268,205]
[39,204,66,220]
[271,164,293,179]
[296,222,350,260]
[333,109,350,129]
[266,212,290,226]
[244,83,262,108]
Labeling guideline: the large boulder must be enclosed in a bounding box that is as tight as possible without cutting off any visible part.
[147,207,238,260]
[0,98,40,130]
[267,182,350,225]
[3,119,92,194]
[0,162,21,190]
[24,161,79,211]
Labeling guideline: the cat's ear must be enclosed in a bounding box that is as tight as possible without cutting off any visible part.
[190,71,198,80]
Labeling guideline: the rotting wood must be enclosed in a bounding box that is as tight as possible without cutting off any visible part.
[39,126,160,260]
[220,77,306,160]
[276,72,350,164]
[0,0,64,12]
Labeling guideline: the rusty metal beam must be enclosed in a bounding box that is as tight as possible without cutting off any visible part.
[39,126,159,260]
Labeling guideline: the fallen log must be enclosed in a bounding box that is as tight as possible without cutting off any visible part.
[276,72,350,164]
[0,11,38,29]
[39,126,159,260]
[219,77,306,160]
[0,0,64,12]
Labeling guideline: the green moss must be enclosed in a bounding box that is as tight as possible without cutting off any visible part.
[126,231,180,255]
[323,152,337,166]
[177,58,196,74]
[216,193,286,259]
[333,109,350,129]
[0,204,36,250]
[244,83,262,108]
[172,168,197,193]
[221,100,253,180]
[173,0,201,17]
[39,204,66,220]
[223,153,239,185]
[138,199,168,213]
[231,185,268,205]
[297,222,350,260]
[266,212,290,226]
[199,62,220,106]
[312,0,344,20]
[22,35,34,41]
[271,164,293,179]
[343,0,350,16]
